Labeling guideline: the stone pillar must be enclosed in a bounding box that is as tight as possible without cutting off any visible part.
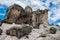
[36,9,43,26]
[32,12,37,27]
[36,14,40,25]
[41,9,48,26]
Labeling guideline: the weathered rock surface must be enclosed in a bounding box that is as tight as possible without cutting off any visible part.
[16,6,32,24]
[25,6,32,13]
[0,23,60,40]
[6,26,32,39]
[0,20,2,26]
[0,28,3,35]
[16,14,32,24]
[4,4,25,23]
[2,4,33,25]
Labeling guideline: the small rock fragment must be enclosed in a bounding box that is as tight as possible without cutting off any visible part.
[0,29,3,35]
[0,20,2,26]
[39,34,46,37]
[49,27,57,34]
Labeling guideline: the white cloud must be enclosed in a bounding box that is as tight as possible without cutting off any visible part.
[48,11,52,17]
[52,0,60,5]
[0,0,48,10]
[14,1,27,8]
[30,0,47,10]
[0,0,16,6]
[47,0,60,25]
[31,0,40,5]
[0,0,27,8]
[1,0,29,9]
[51,8,60,21]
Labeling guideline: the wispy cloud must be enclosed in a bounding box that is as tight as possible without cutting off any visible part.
[0,0,16,6]
[14,1,27,8]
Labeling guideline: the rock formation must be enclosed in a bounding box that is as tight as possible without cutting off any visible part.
[6,26,32,39]
[4,4,25,23]
[3,4,32,25]
[25,6,32,13]
[15,6,32,24]
[0,4,48,28]
[32,9,48,28]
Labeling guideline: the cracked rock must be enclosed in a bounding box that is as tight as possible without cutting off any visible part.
[6,26,32,39]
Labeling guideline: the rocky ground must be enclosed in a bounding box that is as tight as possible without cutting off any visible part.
[0,23,60,40]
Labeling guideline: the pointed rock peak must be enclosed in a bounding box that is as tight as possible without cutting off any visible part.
[43,9,48,14]
[25,6,32,13]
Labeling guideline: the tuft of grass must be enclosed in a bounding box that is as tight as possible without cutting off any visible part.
[45,29,49,32]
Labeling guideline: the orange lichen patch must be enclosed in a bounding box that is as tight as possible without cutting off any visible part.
[12,9,20,16]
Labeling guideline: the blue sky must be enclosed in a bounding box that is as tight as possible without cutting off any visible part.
[0,4,8,20]
[0,0,60,25]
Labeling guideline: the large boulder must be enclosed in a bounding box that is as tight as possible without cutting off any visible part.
[15,6,32,24]
[6,26,32,39]
[4,4,25,23]
[4,4,32,25]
